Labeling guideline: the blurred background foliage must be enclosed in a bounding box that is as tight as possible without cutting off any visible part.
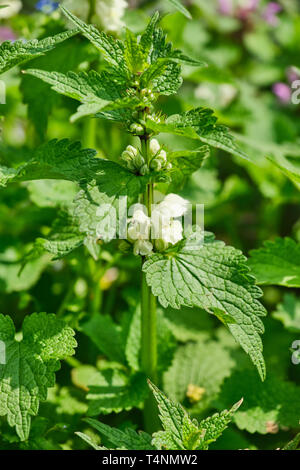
[0,0,300,450]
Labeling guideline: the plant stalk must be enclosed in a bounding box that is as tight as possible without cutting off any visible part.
[140,137,159,432]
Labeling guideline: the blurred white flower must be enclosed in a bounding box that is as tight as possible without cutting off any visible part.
[219,84,237,107]
[61,0,127,31]
[96,0,127,32]
[0,0,22,18]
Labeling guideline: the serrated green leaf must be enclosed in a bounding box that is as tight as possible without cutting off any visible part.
[0,313,76,440]
[25,68,127,118]
[72,366,148,416]
[124,28,144,73]
[143,232,266,380]
[60,6,128,77]
[139,12,160,58]
[27,210,84,261]
[248,238,300,287]
[219,369,300,434]
[25,69,109,108]
[150,381,241,450]
[163,340,236,412]
[146,109,248,160]
[84,418,154,450]
[150,27,204,67]
[168,145,210,189]
[0,29,78,75]
[198,401,243,450]
[0,139,99,186]
[150,381,205,450]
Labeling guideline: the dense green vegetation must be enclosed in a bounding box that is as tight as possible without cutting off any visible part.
[0,0,299,450]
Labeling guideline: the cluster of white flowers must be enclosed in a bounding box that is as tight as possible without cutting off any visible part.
[127,194,189,256]
[121,139,172,175]
[0,0,22,19]
[61,0,127,32]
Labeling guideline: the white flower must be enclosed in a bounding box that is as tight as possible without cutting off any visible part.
[128,208,151,241]
[161,219,183,245]
[0,0,22,18]
[155,193,189,218]
[149,138,160,156]
[157,149,167,163]
[151,194,188,246]
[96,0,127,32]
[133,239,153,256]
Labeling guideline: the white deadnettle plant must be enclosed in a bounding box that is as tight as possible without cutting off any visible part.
[0,7,268,443]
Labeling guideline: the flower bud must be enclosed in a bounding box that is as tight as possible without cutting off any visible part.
[134,154,145,168]
[126,145,138,157]
[150,159,162,171]
[130,123,144,135]
[157,149,167,162]
[121,152,132,164]
[149,138,160,156]
[166,162,173,170]
[140,164,149,175]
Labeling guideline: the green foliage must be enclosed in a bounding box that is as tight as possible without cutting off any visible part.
[272,293,300,333]
[143,232,266,379]
[71,365,148,416]
[249,238,300,287]
[0,29,78,75]
[77,382,241,450]
[219,369,300,434]
[163,340,236,412]
[0,2,300,451]
[0,313,76,440]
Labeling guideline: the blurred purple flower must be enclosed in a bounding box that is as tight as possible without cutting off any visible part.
[218,0,233,15]
[35,0,59,14]
[0,27,16,42]
[237,0,260,20]
[272,82,291,103]
[262,2,282,26]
